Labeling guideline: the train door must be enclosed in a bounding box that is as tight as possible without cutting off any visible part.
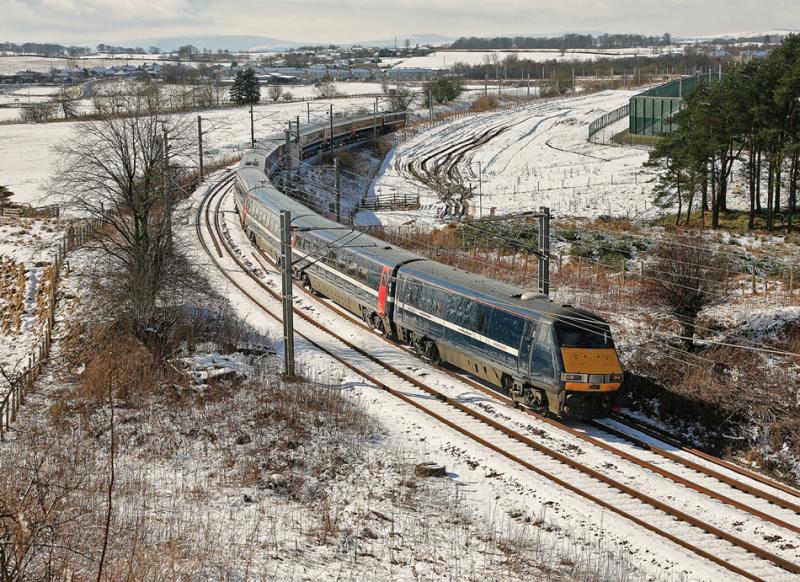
[529,322,558,386]
[518,319,536,374]
[377,266,391,316]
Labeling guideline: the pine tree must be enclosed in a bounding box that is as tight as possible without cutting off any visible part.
[230,68,261,106]
[0,185,14,207]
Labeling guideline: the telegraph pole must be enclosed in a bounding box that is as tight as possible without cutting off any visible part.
[334,157,341,222]
[280,210,295,377]
[329,103,334,149]
[249,103,255,148]
[538,207,551,297]
[295,116,301,180]
[477,161,482,219]
[307,101,311,124]
[197,115,204,182]
[162,122,171,244]
[373,96,378,139]
[284,129,291,191]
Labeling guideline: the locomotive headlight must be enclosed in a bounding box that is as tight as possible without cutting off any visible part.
[562,373,588,382]
[607,373,623,383]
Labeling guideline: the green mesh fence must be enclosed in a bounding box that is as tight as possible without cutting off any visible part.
[629,73,716,135]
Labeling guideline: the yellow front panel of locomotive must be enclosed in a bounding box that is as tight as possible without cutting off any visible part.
[560,348,622,374]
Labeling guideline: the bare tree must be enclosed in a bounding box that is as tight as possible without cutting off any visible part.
[268,84,283,102]
[645,234,728,351]
[383,84,415,111]
[20,102,55,123]
[50,90,206,345]
[52,87,78,119]
[313,77,338,99]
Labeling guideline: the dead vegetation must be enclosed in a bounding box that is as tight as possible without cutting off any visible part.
[0,256,25,335]
[371,221,800,484]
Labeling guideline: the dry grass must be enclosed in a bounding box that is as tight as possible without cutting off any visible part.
[0,256,26,335]
[625,338,800,484]
[0,301,378,580]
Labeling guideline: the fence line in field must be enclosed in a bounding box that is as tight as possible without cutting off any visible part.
[0,219,98,437]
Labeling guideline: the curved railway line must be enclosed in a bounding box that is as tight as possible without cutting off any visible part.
[195,171,800,582]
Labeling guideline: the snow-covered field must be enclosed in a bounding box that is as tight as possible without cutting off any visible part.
[363,90,659,225]
[0,55,174,75]
[391,48,674,70]
[0,94,389,206]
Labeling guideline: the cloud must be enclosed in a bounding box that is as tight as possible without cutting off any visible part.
[0,0,797,45]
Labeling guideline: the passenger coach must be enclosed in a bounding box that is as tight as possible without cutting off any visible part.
[233,113,624,419]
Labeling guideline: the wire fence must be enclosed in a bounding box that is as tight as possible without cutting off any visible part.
[357,189,420,212]
[0,219,98,437]
[0,204,60,219]
[588,104,629,141]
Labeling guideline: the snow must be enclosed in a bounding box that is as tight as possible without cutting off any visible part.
[362,90,659,226]
[167,172,799,580]
[0,94,389,207]
[0,216,63,375]
[391,48,674,70]
[0,55,172,75]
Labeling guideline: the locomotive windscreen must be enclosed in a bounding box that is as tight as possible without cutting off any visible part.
[554,320,614,349]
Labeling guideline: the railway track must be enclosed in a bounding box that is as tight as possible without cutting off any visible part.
[195,173,800,581]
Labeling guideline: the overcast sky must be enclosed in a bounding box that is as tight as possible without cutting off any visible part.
[2,0,798,45]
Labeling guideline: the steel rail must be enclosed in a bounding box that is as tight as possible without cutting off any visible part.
[197,178,798,581]
[608,414,800,503]
[246,218,800,534]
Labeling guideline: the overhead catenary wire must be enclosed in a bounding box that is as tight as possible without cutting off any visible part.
[262,111,799,363]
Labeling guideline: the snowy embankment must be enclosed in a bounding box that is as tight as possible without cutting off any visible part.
[0,216,62,375]
[364,90,662,226]
[167,174,785,580]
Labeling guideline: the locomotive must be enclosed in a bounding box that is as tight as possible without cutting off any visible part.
[234,113,623,419]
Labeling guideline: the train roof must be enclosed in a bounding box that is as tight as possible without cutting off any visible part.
[236,124,606,328]
[398,259,605,325]
[239,151,424,268]
[301,111,404,135]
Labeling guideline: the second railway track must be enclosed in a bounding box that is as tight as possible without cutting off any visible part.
[194,172,800,582]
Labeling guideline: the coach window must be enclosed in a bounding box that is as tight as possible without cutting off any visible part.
[406,279,419,307]
[488,310,525,348]
[418,285,435,313]
[475,304,491,333]
[431,288,446,317]
[458,300,479,331]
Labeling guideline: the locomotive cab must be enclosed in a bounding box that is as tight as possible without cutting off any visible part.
[553,319,623,419]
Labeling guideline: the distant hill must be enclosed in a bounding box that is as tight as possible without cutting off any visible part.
[675,29,798,43]
[115,33,456,53]
[119,35,306,52]
[348,33,456,48]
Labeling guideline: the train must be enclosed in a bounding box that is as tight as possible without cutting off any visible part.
[234,111,623,419]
